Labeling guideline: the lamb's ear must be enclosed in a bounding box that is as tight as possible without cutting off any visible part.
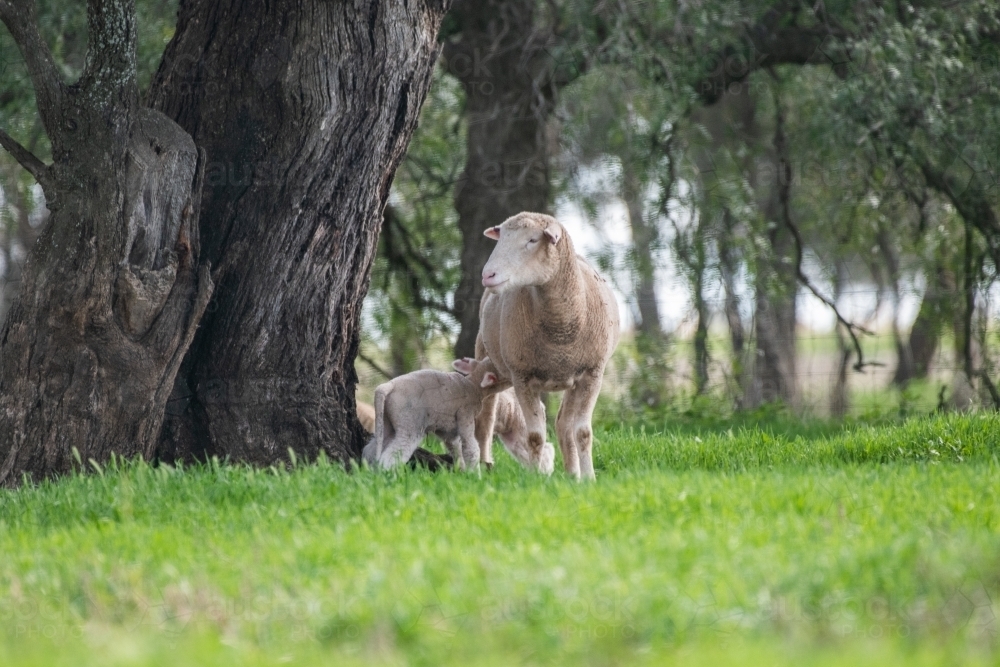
[484,225,501,240]
[452,358,475,375]
[543,224,562,245]
[481,372,498,388]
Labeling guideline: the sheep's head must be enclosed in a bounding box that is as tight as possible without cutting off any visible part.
[452,356,500,388]
[481,212,565,293]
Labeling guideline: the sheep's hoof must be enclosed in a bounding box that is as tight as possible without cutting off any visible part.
[484,461,494,472]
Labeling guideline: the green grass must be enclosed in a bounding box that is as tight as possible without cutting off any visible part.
[2,413,999,665]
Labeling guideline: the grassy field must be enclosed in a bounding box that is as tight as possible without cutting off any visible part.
[1,413,999,665]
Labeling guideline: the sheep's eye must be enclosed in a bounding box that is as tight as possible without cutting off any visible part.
[527,238,539,245]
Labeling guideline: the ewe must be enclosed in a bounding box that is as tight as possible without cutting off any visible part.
[362,357,505,471]
[477,212,619,480]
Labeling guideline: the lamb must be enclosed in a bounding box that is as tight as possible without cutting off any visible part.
[361,357,505,471]
[475,212,620,480]
[491,389,555,474]
[449,363,555,474]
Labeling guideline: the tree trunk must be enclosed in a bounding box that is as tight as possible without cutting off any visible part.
[622,165,661,338]
[149,0,448,465]
[871,228,916,386]
[692,258,710,395]
[748,87,798,408]
[905,261,955,382]
[447,0,554,358]
[0,0,213,486]
[752,253,798,406]
[718,208,747,399]
[830,261,851,418]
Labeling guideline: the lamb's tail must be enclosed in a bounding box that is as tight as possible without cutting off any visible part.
[372,383,391,461]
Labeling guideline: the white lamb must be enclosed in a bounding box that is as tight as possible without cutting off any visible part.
[491,389,556,474]
[450,361,555,475]
[361,357,505,470]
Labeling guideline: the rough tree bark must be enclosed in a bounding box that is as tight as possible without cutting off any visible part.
[0,0,213,486]
[445,0,555,359]
[149,0,449,465]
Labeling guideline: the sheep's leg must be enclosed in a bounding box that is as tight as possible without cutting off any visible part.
[558,371,603,481]
[555,397,580,478]
[513,383,547,470]
[474,394,499,470]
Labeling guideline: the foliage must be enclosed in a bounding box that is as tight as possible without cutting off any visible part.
[362,71,466,376]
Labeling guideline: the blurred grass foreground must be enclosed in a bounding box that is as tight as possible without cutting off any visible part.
[2,411,998,666]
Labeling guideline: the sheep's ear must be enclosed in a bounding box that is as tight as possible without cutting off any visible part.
[484,226,501,240]
[543,225,562,245]
[481,372,498,388]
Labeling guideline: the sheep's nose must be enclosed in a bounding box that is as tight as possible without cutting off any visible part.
[482,269,497,283]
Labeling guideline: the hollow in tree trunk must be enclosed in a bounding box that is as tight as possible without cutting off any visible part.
[0,0,213,486]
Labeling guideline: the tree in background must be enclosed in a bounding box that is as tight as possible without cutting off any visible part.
[368,0,1000,414]
[558,65,678,408]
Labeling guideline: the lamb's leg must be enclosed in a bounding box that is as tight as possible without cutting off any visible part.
[472,333,498,469]
[361,438,379,465]
[474,393,499,470]
[513,382,547,470]
[457,420,481,472]
[558,371,603,481]
[442,435,466,471]
[377,430,422,469]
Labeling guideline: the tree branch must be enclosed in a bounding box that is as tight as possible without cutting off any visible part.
[915,151,1000,272]
[380,205,458,318]
[0,0,65,138]
[0,127,53,194]
[79,0,139,103]
[357,351,393,381]
[977,370,1000,410]
[772,81,878,373]
[695,1,850,105]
